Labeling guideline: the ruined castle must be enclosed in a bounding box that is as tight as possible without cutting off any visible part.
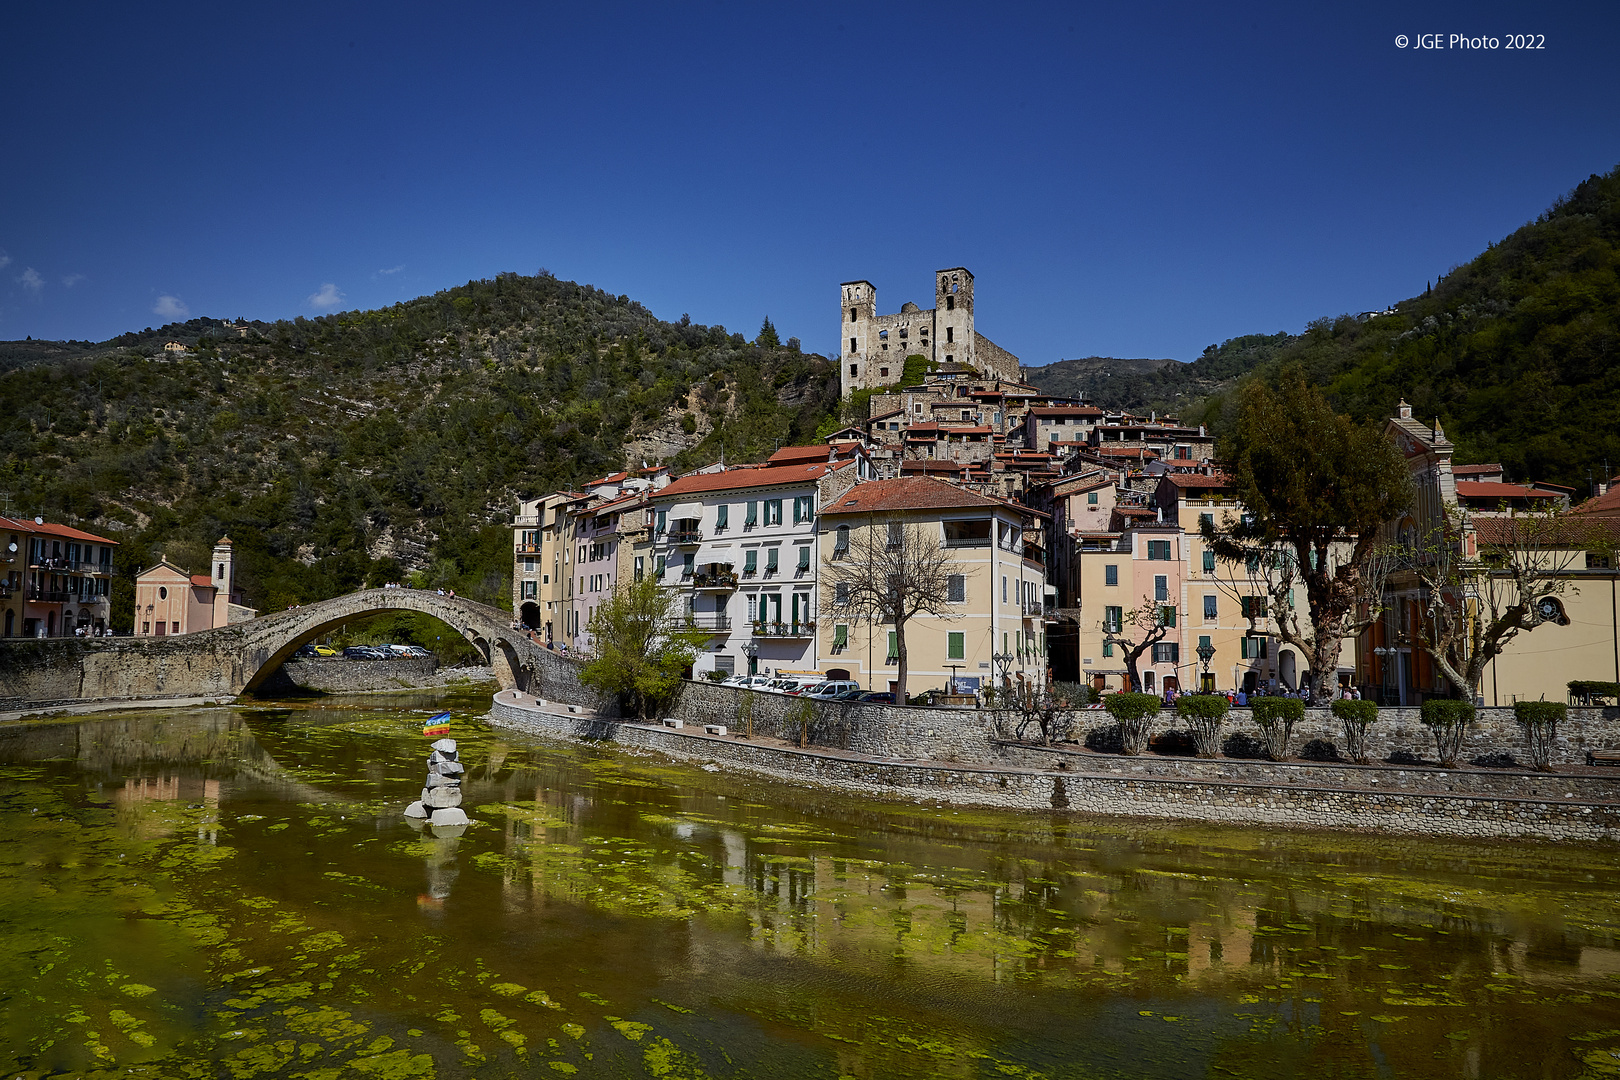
[839,267,1021,396]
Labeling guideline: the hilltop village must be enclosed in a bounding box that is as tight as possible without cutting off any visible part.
[511,268,1620,708]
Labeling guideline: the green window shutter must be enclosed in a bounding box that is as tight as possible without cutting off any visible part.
[1105,564,1118,586]
[798,546,811,569]
[1161,606,1176,627]
[887,631,898,661]
[1202,550,1215,572]
[1103,641,1113,658]
[744,550,757,573]
[1087,492,1098,505]
[1198,635,1211,649]
[1170,643,1179,663]
[656,510,667,534]
[947,632,964,660]
[1241,637,1250,659]
[834,623,848,649]
[766,549,779,571]
[745,501,758,526]
[717,504,729,529]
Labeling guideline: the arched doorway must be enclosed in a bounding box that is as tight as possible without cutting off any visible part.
[1279,650,1297,691]
[826,668,850,681]
[520,602,541,630]
[1163,675,1180,694]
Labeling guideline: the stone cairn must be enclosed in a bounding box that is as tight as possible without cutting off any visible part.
[405,738,469,827]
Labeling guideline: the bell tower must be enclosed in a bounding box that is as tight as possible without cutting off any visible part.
[211,535,234,627]
[840,279,876,396]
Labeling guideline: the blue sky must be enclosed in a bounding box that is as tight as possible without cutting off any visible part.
[2,1,1616,365]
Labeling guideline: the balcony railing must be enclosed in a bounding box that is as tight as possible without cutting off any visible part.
[753,619,815,638]
[692,570,738,590]
[515,543,542,554]
[667,530,702,545]
[682,614,731,632]
[27,588,72,603]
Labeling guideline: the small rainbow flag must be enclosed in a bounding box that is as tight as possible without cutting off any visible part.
[422,712,452,737]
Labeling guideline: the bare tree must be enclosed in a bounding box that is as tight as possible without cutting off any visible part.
[997,680,1090,746]
[1204,540,1397,694]
[1103,596,1175,693]
[821,518,957,702]
[1394,506,1605,701]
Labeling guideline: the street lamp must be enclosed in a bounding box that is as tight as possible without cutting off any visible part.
[1195,639,1215,693]
[742,640,758,676]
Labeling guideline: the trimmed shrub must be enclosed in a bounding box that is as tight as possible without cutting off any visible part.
[1419,699,1476,768]
[1103,692,1162,755]
[1175,695,1230,758]
[1330,698,1380,764]
[1250,697,1305,761]
[1513,700,1567,772]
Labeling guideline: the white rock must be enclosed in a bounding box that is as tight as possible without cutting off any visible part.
[430,760,466,776]
[429,807,470,827]
[431,738,458,755]
[423,786,463,809]
[424,773,460,789]
[403,801,429,818]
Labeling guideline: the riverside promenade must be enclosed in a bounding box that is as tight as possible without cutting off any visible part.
[485,689,1620,842]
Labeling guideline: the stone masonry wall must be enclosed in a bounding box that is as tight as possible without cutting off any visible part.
[486,696,1620,842]
[260,657,438,695]
[665,681,1620,769]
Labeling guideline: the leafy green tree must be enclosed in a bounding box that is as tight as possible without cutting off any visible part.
[1201,367,1413,700]
[757,317,780,348]
[579,576,707,718]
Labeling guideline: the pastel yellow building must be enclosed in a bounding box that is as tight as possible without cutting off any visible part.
[816,477,1049,697]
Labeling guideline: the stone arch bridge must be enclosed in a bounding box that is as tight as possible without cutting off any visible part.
[0,589,581,708]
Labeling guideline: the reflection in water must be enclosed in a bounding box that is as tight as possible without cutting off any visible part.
[0,691,1617,1079]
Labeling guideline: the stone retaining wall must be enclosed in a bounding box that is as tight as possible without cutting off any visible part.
[485,695,1620,842]
[259,657,438,694]
[665,681,1619,769]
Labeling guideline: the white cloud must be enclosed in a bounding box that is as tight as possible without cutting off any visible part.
[61,273,86,288]
[307,282,345,310]
[378,264,404,275]
[0,250,11,270]
[18,267,43,292]
[153,294,190,319]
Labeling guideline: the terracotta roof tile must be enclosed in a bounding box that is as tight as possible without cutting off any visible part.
[820,477,1004,515]
[653,461,848,498]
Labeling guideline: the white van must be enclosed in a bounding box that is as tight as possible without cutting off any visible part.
[801,680,861,700]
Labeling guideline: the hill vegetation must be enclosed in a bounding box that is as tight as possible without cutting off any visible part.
[0,272,839,630]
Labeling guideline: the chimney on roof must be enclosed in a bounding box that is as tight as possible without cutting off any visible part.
[1397,399,1412,420]
[1432,418,1444,443]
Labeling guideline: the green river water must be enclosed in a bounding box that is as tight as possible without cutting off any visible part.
[3,689,1619,1079]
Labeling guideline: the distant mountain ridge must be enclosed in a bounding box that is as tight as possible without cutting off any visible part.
[1024,333,1296,414]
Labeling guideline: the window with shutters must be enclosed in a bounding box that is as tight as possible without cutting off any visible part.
[1151,642,1179,663]
[715,504,729,532]
[1088,492,1099,505]
[1102,640,1113,657]
[765,499,783,526]
[833,524,850,556]
[1159,606,1176,627]
[835,581,850,605]
[743,550,758,576]
[1147,539,1172,560]
[886,631,899,663]
[765,548,779,575]
[1155,575,1168,601]
[656,510,667,535]
[947,574,965,602]
[1241,595,1268,619]
[1203,594,1217,619]
[1104,606,1122,633]
[656,555,666,577]
[833,623,848,651]
[1203,550,1216,573]
[947,632,964,660]
[744,501,758,528]
[1105,564,1118,586]
[796,546,811,574]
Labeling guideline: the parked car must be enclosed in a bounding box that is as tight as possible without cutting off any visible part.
[802,680,861,700]
[722,675,769,688]
[310,644,338,657]
[401,645,432,658]
[768,678,810,695]
[294,644,319,659]
[855,691,895,705]
[342,645,387,660]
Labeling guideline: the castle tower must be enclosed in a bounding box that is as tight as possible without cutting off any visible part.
[211,536,234,628]
[934,267,974,371]
[840,279,876,397]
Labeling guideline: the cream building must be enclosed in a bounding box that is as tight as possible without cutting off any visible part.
[816,477,1049,698]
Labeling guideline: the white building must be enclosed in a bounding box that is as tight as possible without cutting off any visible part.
[648,455,862,680]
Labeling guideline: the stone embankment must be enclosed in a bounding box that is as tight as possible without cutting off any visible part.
[487,690,1620,842]
[258,657,439,694]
